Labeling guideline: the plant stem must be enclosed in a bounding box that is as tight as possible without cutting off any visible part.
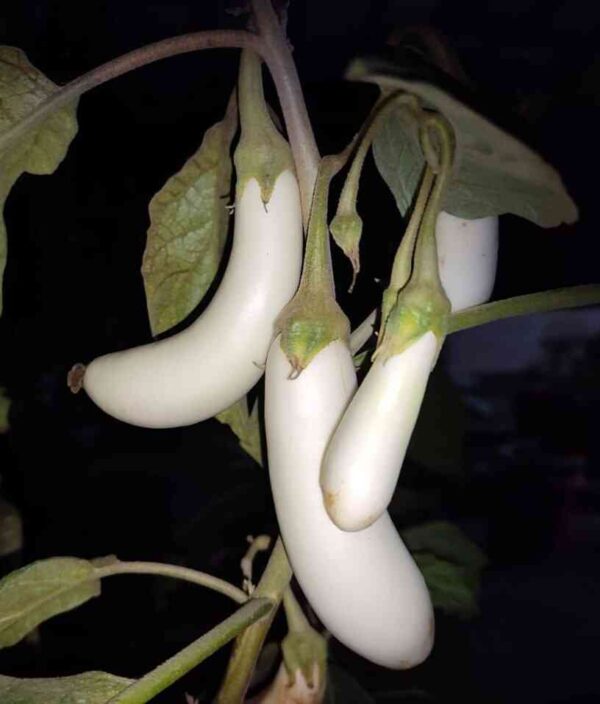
[1,4,319,227]
[349,309,378,354]
[387,168,435,294]
[216,538,292,703]
[251,0,320,223]
[358,284,600,347]
[448,284,600,334]
[300,154,349,295]
[94,560,247,604]
[411,114,454,289]
[282,587,311,633]
[0,30,260,156]
[106,598,271,704]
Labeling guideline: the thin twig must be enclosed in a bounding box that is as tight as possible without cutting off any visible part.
[0,30,261,155]
[282,587,311,634]
[107,598,272,704]
[95,560,248,604]
[448,284,600,333]
[216,538,292,703]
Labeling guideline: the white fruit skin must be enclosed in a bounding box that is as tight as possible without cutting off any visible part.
[265,336,434,669]
[83,170,303,428]
[436,211,498,312]
[320,332,438,532]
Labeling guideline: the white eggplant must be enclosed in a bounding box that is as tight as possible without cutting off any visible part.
[83,170,303,428]
[319,212,496,531]
[436,211,498,312]
[320,331,437,531]
[265,336,434,669]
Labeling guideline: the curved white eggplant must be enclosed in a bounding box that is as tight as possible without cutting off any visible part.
[320,332,437,531]
[265,336,434,669]
[83,170,303,428]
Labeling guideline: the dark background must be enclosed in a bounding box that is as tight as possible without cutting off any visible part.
[0,1,599,702]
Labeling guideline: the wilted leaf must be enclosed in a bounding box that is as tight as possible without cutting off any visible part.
[0,671,133,703]
[401,520,487,570]
[0,557,100,648]
[412,552,480,618]
[216,397,262,466]
[0,498,22,557]
[0,387,9,433]
[351,57,577,227]
[142,96,237,335]
[0,46,78,316]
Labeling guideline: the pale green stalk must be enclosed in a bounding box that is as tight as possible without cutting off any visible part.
[449,284,600,333]
[107,599,271,704]
[0,31,259,156]
[216,539,292,703]
[95,560,247,604]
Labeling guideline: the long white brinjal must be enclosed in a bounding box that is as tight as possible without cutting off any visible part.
[78,50,303,428]
[265,335,434,669]
[321,331,438,531]
[320,117,470,533]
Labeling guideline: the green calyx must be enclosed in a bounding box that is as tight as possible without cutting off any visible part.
[277,289,350,376]
[375,278,449,361]
[234,49,294,204]
[281,588,327,691]
[277,153,352,374]
[281,629,327,690]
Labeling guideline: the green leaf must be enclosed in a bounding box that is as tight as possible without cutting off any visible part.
[372,102,424,218]
[142,97,237,335]
[0,671,133,704]
[216,397,262,466]
[0,387,9,433]
[0,46,78,316]
[0,498,22,557]
[351,57,578,227]
[412,552,480,618]
[0,557,101,648]
[401,521,487,570]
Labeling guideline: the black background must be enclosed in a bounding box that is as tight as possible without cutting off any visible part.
[0,1,599,702]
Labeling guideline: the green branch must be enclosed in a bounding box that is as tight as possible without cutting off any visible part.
[282,587,311,634]
[0,30,260,156]
[448,284,600,334]
[106,598,272,704]
[216,538,292,703]
[94,560,247,604]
